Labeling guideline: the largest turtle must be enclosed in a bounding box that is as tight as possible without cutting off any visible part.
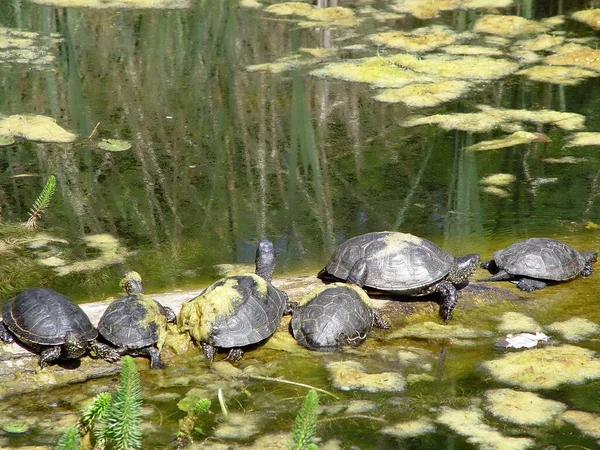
[318,231,480,321]
[97,271,176,369]
[0,288,119,368]
[481,237,596,291]
[178,237,290,362]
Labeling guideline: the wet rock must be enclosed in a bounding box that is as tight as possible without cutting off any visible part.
[483,389,567,425]
[326,360,406,393]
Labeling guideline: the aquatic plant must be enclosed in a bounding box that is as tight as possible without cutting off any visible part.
[173,397,212,448]
[26,175,56,230]
[289,389,319,450]
[78,392,113,434]
[55,427,80,450]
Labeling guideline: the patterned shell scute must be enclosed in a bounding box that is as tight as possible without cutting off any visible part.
[327,232,454,291]
[210,275,287,348]
[3,288,97,346]
[493,238,585,281]
[98,295,165,349]
[291,284,373,350]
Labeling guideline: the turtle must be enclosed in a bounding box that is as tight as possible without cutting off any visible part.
[0,288,120,369]
[481,237,597,292]
[317,231,480,321]
[291,258,389,351]
[97,271,177,369]
[178,237,289,362]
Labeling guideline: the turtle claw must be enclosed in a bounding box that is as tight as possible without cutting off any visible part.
[225,348,244,363]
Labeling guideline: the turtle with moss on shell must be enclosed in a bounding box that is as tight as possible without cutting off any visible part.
[481,237,597,291]
[318,231,480,321]
[291,258,389,351]
[178,237,290,362]
[0,288,120,368]
[97,271,176,369]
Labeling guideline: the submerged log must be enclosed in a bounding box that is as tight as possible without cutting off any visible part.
[0,273,519,398]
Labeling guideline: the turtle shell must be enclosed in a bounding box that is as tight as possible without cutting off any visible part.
[98,294,167,349]
[2,288,97,346]
[324,231,454,293]
[492,238,586,281]
[290,283,374,351]
[178,273,287,348]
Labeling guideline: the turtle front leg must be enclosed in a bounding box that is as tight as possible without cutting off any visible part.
[90,341,121,363]
[433,281,457,322]
[39,345,62,369]
[225,348,244,363]
[0,322,14,343]
[136,346,167,369]
[515,278,547,292]
[202,342,216,362]
[372,311,390,329]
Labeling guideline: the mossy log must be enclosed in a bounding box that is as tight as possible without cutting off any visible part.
[0,273,519,398]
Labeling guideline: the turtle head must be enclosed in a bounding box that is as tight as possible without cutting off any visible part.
[63,331,88,359]
[347,258,368,288]
[448,253,480,284]
[581,251,598,264]
[120,270,144,295]
[255,237,276,283]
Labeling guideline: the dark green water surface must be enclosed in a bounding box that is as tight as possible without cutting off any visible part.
[1,0,600,448]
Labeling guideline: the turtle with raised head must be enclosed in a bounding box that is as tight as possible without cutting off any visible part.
[481,237,596,291]
[291,258,389,351]
[318,231,480,321]
[0,288,120,368]
[97,271,176,369]
[178,237,289,362]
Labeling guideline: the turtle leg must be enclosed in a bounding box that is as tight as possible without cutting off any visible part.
[434,281,457,322]
[136,346,167,369]
[372,311,390,329]
[225,348,244,363]
[479,269,512,282]
[90,341,121,363]
[0,322,14,344]
[202,342,216,362]
[515,278,547,292]
[155,301,177,324]
[39,345,62,369]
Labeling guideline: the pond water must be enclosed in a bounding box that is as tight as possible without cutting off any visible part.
[1,0,600,448]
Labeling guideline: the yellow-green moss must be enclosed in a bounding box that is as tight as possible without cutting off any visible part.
[374,81,471,107]
[480,174,516,187]
[564,132,600,148]
[380,417,436,438]
[326,360,406,392]
[484,388,566,425]
[298,282,372,307]
[473,15,549,37]
[516,65,598,85]
[388,321,492,340]
[545,317,600,342]
[437,407,535,450]
[496,312,543,334]
[571,9,600,31]
[0,115,77,143]
[480,344,600,390]
[561,410,600,438]
[369,26,463,52]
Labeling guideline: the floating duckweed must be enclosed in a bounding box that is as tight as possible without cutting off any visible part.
[380,417,436,438]
[516,65,598,85]
[369,26,464,52]
[0,114,77,143]
[326,360,406,393]
[310,58,433,88]
[484,389,566,426]
[545,317,600,342]
[480,173,516,187]
[480,344,600,390]
[545,43,600,72]
[373,81,471,107]
[514,34,564,52]
[29,0,190,8]
[441,45,504,56]
[482,186,510,198]
[466,131,548,151]
[496,312,543,334]
[571,9,600,31]
[387,54,520,81]
[388,321,492,340]
[0,135,14,146]
[563,132,600,148]
[473,15,549,37]
[97,139,131,152]
[265,3,359,28]
[437,407,535,450]
[561,410,600,438]
[389,0,513,20]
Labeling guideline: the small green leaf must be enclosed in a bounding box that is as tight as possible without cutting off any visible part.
[177,396,203,413]
[2,421,30,436]
[0,135,15,147]
[98,139,131,152]
[193,426,204,435]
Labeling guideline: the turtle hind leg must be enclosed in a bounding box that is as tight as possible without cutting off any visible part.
[90,341,121,363]
[0,322,14,343]
[433,281,457,322]
[516,278,547,292]
[372,311,390,329]
[202,342,216,362]
[225,348,244,363]
[39,345,62,369]
[137,346,167,369]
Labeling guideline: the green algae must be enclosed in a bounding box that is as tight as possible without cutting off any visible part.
[473,15,550,37]
[326,360,406,393]
[516,65,598,85]
[480,174,516,187]
[374,81,471,107]
[388,321,492,340]
[561,410,600,438]
[466,131,550,151]
[495,312,543,334]
[484,388,566,425]
[564,132,600,148]
[368,26,465,52]
[97,139,131,152]
[0,115,77,143]
[380,417,435,438]
[389,0,513,20]
[545,317,600,342]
